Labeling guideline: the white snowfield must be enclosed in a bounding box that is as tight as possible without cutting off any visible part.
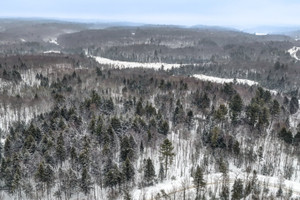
[92,56,183,70]
[48,38,59,45]
[255,33,268,36]
[43,37,59,45]
[193,74,259,86]
[43,50,61,54]
[193,74,279,95]
[93,56,280,95]
[287,46,300,61]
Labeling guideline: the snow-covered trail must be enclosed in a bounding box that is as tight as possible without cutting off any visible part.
[287,46,300,61]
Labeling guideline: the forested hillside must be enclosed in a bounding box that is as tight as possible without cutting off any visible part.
[0,21,300,200]
[0,55,299,199]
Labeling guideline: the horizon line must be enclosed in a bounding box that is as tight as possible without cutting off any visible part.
[1,16,300,33]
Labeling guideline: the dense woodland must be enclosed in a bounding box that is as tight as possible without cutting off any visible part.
[0,21,299,200]
[0,56,299,200]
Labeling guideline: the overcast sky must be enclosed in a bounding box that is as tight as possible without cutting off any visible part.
[1,0,300,28]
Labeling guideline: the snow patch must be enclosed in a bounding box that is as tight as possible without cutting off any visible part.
[193,74,279,95]
[287,46,300,61]
[255,33,267,36]
[44,50,61,54]
[193,74,259,86]
[47,38,59,45]
[0,138,5,145]
[92,56,183,70]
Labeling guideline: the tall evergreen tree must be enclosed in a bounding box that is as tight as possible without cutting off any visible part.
[95,116,103,142]
[214,104,228,121]
[122,157,135,183]
[35,162,46,197]
[144,158,156,185]
[229,94,243,123]
[278,127,293,144]
[232,178,244,200]
[173,99,185,125]
[159,139,175,178]
[270,99,280,118]
[193,165,206,200]
[136,99,144,116]
[44,164,55,198]
[56,132,66,166]
[290,96,299,114]
[158,120,169,135]
[88,115,96,134]
[120,136,135,162]
[4,137,12,158]
[80,167,93,196]
[104,164,122,191]
[158,163,164,182]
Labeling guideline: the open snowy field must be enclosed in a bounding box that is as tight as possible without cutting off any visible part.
[92,56,184,70]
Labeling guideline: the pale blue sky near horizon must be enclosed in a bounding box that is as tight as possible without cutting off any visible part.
[1,0,300,28]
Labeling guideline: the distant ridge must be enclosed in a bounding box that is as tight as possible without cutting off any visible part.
[1,17,300,37]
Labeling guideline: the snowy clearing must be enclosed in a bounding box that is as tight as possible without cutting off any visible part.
[193,74,279,95]
[255,33,268,36]
[43,50,61,54]
[45,37,59,45]
[92,56,184,70]
[193,74,259,86]
[287,46,300,61]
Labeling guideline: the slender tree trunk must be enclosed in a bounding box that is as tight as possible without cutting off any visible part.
[165,156,168,178]
[94,185,96,200]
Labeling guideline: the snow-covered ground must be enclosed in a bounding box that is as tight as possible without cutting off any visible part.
[193,74,259,86]
[0,69,41,96]
[131,118,300,200]
[93,56,280,95]
[255,33,268,36]
[0,104,48,131]
[287,46,300,61]
[43,37,60,45]
[92,56,183,70]
[49,38,59,45]
[193,74,279,95]
[132,172,300,200]
[43,50,61,54]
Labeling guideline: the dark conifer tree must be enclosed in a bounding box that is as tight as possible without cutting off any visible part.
[144,158,156,185]
[193,165,206,199]
[122,157,135,183]
[159,139,175,177]
[80,167,93,196]
[232,178,244,200]
[56,133,66,166]
[290,96,299,114]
